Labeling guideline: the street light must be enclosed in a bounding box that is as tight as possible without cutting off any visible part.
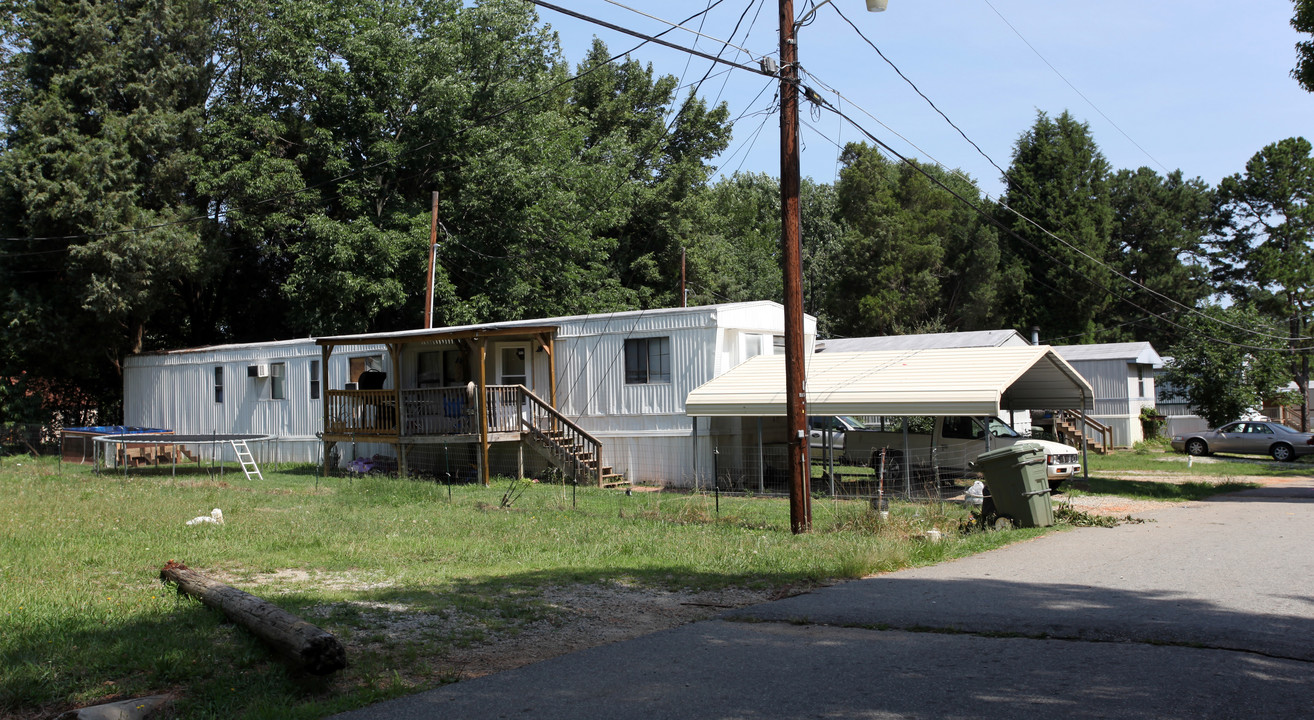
[779,0,886,534]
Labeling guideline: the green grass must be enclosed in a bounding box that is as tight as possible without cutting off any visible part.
[1062,446,1314,501]
[0,457,1043,719]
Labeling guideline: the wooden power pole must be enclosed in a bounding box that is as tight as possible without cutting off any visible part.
[425,191,439,329]
[779,0,811,533]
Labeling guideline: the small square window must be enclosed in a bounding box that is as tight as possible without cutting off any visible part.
[625,337,670,384]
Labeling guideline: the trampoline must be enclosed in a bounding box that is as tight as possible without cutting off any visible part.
[93,433,275,479]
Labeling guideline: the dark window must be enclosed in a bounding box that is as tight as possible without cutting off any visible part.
[625,337,671,384]
[417,351,443,387]
[942,416,984,440]
[310,360,320,400]
[214,367,224,403]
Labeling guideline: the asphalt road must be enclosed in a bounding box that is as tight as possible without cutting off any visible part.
[329,481,1314,719]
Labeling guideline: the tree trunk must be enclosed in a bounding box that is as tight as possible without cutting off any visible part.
[159,561,347,675]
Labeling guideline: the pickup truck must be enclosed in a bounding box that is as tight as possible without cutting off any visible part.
[809,415,1081,490]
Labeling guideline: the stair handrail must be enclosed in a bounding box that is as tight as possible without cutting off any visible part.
[517,386,604,487]
[1060,409,1112,451]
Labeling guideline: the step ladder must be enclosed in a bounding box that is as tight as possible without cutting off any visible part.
[231,439,264,481]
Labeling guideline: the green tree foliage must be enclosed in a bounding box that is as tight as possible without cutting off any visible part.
[826,142,1000,337]
[1105,168,1213,347]
[1162,306,1296,428]
[568,40,732,309]
[0,0,737,423]
[1293,0,1314,92]
[996,111,1115,342]
[0,0,214,418]
[1210,136,1314,425]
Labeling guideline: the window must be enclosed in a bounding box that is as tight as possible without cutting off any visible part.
[309,360,320,400]
[746,334,766,359]
[214,367,224,403]
[625,337,670,384]
[417,351,443,387]
[942,416,984,440]
[1137,365,1145,398]
[773,335,785,355]
[270,362,286,400]
[417,348,468,387]
[350,355,384,384]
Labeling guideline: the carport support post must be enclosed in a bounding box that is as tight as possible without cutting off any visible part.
[902,417,911,497]
[757,417,765,494]
[1081,390,1089,481]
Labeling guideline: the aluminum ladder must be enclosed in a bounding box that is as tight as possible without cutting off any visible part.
[231,439,264,481]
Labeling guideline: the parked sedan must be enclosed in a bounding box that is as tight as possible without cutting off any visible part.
[1171,421,1314,461]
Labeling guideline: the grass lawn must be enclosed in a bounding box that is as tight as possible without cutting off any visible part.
[1071,444,1314,501]
[2,456,1053,720]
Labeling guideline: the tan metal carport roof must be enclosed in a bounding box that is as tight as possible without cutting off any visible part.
[685,346,1093,417]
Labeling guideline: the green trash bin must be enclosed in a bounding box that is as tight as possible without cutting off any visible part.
[972,445,1054,528]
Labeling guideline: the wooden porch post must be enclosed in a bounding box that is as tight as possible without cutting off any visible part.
[321,344,333,475]
[477,337,490,486]
[389,342,405,476]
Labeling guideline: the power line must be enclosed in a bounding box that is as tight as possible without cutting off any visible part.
[794,68,1308,346]
[817,98,1298,352]
[981,0,1170,175]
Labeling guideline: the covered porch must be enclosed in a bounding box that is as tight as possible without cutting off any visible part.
[316,324,618,486]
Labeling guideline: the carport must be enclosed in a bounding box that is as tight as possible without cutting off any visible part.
[685,346,1094,493]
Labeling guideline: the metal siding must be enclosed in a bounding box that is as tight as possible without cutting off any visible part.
[123,340,385,462]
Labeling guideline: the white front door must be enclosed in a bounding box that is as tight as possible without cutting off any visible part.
[496,343,532,389]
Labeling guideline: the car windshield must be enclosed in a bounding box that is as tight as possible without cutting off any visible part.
[987,417,1020,438]
[838,416,867,430]
[1269,423,1303,434]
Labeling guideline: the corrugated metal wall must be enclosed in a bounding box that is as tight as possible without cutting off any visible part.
[124,340,387,462]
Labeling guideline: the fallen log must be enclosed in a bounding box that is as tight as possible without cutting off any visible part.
[160,560,347,675]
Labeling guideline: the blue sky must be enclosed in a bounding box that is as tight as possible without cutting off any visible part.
[539,0,1314,199]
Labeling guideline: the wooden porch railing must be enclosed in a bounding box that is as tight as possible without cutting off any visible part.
[326,389,397,436]
[520,387,604,487]
[400,387,475,436]
[327,385,530,438]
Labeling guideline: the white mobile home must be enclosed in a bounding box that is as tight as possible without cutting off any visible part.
[1053,342,1163,448]
[123,302,815,486]
[123,337,387,463]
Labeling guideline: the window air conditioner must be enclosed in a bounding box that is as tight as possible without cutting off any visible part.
[247,364,270,378]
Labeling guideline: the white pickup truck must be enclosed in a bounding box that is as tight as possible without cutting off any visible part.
[809,415,1082,490]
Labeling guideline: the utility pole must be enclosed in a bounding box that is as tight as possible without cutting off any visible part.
[681,248,687,308]
[778,0,886,534]
[779,0,811,534]
[425,191,439,329]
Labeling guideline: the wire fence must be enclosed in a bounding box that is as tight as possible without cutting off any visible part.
[15,429,1029,507]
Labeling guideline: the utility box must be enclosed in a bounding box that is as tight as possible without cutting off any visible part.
[973,445,1054,528]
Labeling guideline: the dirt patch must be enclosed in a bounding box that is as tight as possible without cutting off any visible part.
[429,583,783,680]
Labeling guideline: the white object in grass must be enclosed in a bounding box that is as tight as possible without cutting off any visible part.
[186,508,225,526]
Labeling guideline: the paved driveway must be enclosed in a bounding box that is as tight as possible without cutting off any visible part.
[330,482,1314,719]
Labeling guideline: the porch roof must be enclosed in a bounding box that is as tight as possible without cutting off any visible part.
[685,346,1093,417]
[316,323,560,347]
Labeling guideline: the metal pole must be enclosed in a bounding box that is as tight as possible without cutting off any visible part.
[757,417,765,494]
[780,0,811,533]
